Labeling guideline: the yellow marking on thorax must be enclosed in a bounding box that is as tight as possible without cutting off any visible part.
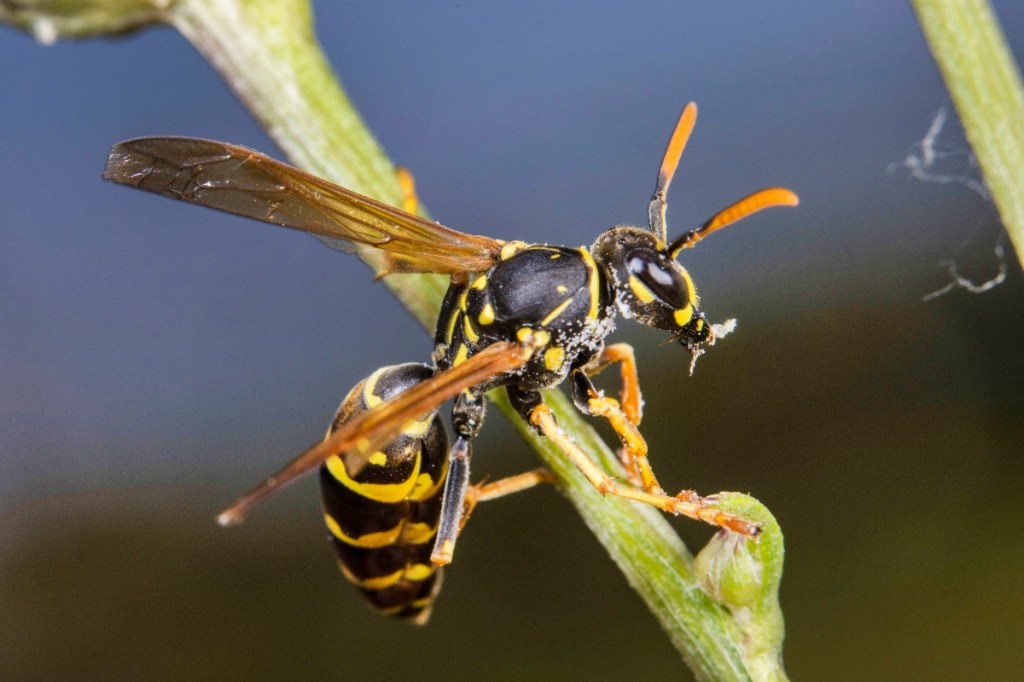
[453,343,469,367]
[471,275,488,290]
[478,303,495,325]
[500,241,527,260]
[445,309,459,345]
[516,327,551,348]
[579,248,601,320]
[544,346,565,372]
[549,252,561,259]
[540,297,573,326]
[325,451,421,503]
[628,275,656,303]
[556,285,568,294]
[463,315,479,342]
[368,452,388,467]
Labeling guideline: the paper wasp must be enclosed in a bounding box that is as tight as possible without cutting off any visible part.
[104,103,797,620]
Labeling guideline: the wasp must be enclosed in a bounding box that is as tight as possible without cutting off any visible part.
[104,103,797,620]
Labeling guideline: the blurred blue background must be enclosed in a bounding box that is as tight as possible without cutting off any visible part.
[2,2,1023,680]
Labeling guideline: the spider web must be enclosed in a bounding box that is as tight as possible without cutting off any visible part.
[890,105,1006,300]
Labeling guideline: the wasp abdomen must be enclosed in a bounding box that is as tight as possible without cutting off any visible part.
[319,363,448,623]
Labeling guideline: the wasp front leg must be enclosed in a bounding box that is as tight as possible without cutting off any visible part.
[580,344,646,486]
[570,369,663,495]
[584,343,643,426]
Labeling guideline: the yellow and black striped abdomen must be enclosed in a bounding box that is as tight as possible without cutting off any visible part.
[319,363,449,623]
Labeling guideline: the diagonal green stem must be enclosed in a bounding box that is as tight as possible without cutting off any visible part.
[2,1,787,678]
[910,0,1024,271]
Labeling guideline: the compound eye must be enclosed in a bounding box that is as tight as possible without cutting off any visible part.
[626,249,689,308]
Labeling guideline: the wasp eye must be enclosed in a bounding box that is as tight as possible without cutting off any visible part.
[626,249,689,308]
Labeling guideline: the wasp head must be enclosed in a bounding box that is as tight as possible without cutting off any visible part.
[592,226,711,356]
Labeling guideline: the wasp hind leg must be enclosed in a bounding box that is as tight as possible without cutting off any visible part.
[516,384,759,536]
[460,468,555,531]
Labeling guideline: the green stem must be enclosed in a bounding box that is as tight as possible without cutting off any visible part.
[3,1,787,678]
[910,0,1024,270]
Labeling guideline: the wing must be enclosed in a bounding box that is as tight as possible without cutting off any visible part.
[104,137,503,276]
[216,341,529,526]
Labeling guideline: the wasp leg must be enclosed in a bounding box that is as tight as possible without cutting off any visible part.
[570,369,663,495]
[581,344,644,485]
[432,435,472,566]
[583,343,643,425]
[431,392,485,566]
[527,401,759,536]
[459,468,555,532]
[395,166,419,215]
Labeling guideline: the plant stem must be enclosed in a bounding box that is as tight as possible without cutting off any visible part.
[911,0,1024,270]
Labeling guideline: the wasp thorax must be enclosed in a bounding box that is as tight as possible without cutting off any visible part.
[591,226,708,350]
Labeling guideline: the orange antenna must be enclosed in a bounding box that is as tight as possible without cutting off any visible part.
[648,102,698,243]
[668,187,799,257]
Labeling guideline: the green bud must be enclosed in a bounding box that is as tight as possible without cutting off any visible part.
[693,493,787,678]
[695,528,764,609]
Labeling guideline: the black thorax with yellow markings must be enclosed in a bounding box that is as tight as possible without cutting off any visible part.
[434,243,615,393]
